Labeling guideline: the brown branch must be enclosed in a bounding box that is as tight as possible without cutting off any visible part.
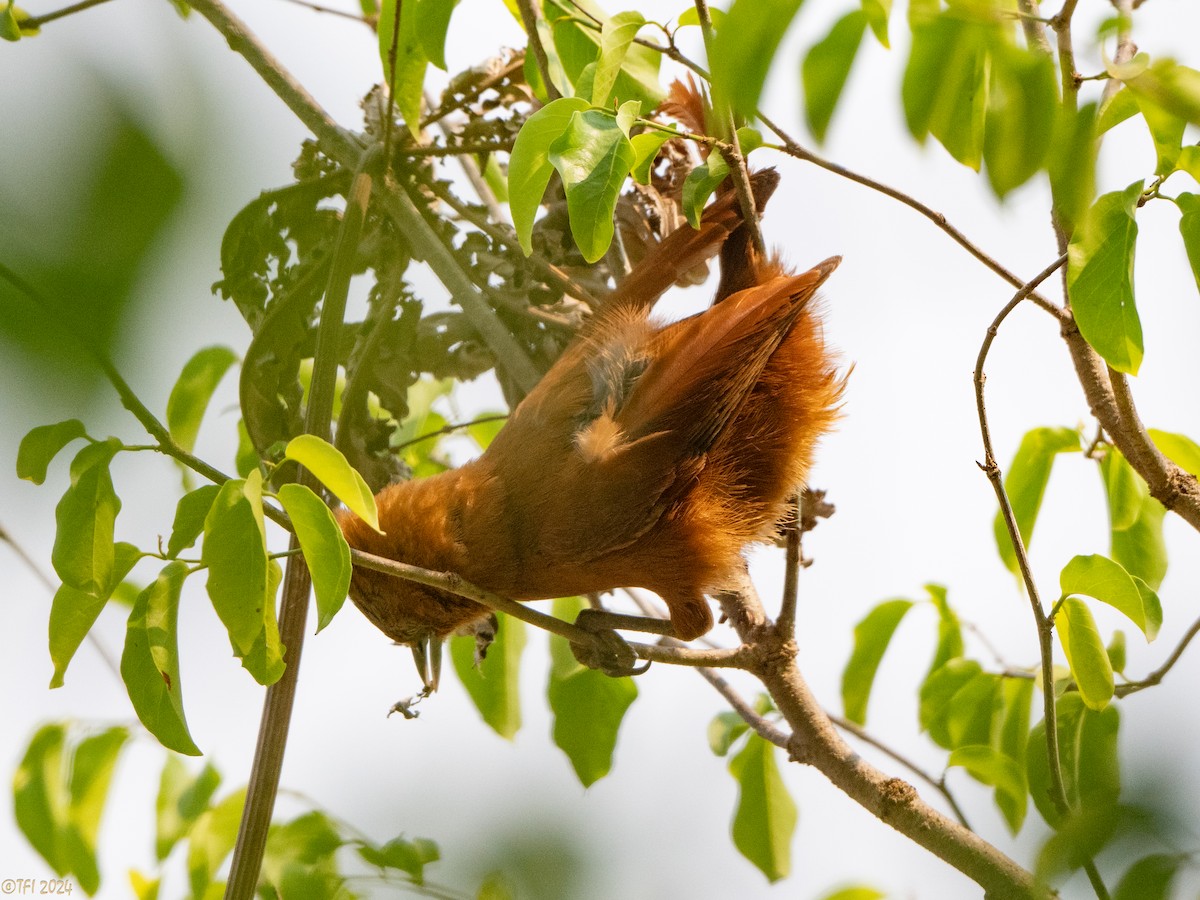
[1117,613,1200,696]
[515,0,561,101]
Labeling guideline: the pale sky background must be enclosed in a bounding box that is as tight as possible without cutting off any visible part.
[3,0,1200,897]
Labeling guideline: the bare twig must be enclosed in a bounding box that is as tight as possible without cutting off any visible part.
[20,0,114,29]
[1117,614,1200,696]
[515,0,561,100]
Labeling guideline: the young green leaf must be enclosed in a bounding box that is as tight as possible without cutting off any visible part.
[13,724,69,874]
[121,561,201,755]
[50,541,141,688]
[377,0,428,135]
[284,434,380,532]
[711,0,806,121]
[1100,447,1147,532]
[924,584,963,676]
[1067,181,1145,375]
[984,41,1058,198]
[947,744,1027,834]
[63,726,129,894]
[166,346,237,454]
[277,483,352,632]
[52,438,123,595]
[592,10,644,107]
[728,733,797,883]
[1177,193,1200,294]
[415,0,461,70]
[1027,694,1121,828]
[841,598,913,725]
[508,96,590,254]
[167,484,221,559]
[709,710,751,757]
[548,109,636,263]
[545,0,663,106]
[860,0,889,46]
[187,789,246,899]
[630,129,674,184]
[681,152,730,229]
[17,419,87,484]
[1106,629,1127,674]
[450,613,525,739]
[1097,86,1139,135]
[156,757,221,861]
[1060,553,1161,641]
[802,11,868,144]
[1113,854,1184,900]
[547,597,638,786]
[1055,597,1114,710]
[993,427,1081,574]
[1149,427,1200,477]
[1110,56,1200,125]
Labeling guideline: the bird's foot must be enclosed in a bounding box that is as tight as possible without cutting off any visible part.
[387,685,433,720]
[570,608,652,678]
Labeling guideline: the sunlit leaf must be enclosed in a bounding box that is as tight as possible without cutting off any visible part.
[1055,597,1114,710]
[802,11,867,144]
[52,438,123,595]
[1132,94,1186,176]
[841,598,912,725]
[545,0,663,106]
[630,129,674,184]
[924,583,963,676]
[1096,86,1139,135]
[277,483,352,632]
[450,613,524,739]
[1107,630,1127,674]
[729,733,796,883]
[285,435,379,532]
[993,427,1081,574]
[681,152,730,228]
[1048,102,1098,235]
[1149,428,1200,478]
[816,888,886,900]
[167,485,220,559]
[508,96,589,254]
[166,346,237,454]
[984,41,1057,198]
[860,0,889,45]
[1109,55,1200,125]
[17,419,87,484]
[1060,553,1160,641]
[1177,193,1200,295]
[415,0,461,70]
[592,10,644,107]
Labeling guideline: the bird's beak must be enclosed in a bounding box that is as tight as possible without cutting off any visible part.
[411,634,443,692]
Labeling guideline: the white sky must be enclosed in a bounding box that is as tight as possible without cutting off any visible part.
[3,0,1200,897]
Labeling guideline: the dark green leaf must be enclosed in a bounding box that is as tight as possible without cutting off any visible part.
[984,41,1057,197]
[17,419,87,484]
[49,541,141,688]
[156,757,221,861]
[63,726,128,894]
[592,10,644,107]
[285,435,380,531]
[993,426,1081,574]
[121,561,201,755]
[709,711,751,757]
[450,612,524,739]
[415,0,461,70]
[1113,854,1184,900]
[729,733,796,883]
[52,438,123,595]
[167,484,220,559]
[1067,181,1145,375]
[1048,102,1098,235]
[377,0,428,135]
[13,724,68,874]
[1056,597,1114,710]
[186,789,245,899]
[841,598,913,724]
[947,744,1026,833]
[711,0,806,120]
[802,11,867,144]
[166,346,237,453]
[1177,193,1200,294]
[277,483,352,632]
[681,152,730,229]
[1060,553,1160,641]
[508,96,589,254]
[547,598,637,787]
[548,108,636,263]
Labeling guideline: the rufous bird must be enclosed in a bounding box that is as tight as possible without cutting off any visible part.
[339,168,843,688]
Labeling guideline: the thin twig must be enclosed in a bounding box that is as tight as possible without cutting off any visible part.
[276,0,370,24]
[1117,614,1200,696]
[696,667,791,749]
[776,493,802,636]
[515,0,561,100]
[20,0,114,29]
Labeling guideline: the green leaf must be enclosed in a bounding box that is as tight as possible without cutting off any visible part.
[378,0,428,135]
[13,724,69,874]
[993,426,1081,574]
[681,152,730,229]
[450,613,524,739]
[1048,102,1098,235]
[235,419,259,478]
[167,484,220,559]
[802,11,868,144]
[547,597,638,786]
[415,0,461,70]
[261,811,345,892]
[1113,854,1184,900]
[548,109,636,263]
[49,541,141,688]
[984,41,1057,198]
[994,676,1034,829]
[156,757,221,861]
[166,346,237,454]
[630,129,674,184]
[187,790,246,899]
[52,438,123,595]
[277,483,352,632]
[121,561,201,755]
[592,11,644,107]
[1176,193,1200,295]
[1133,94,1186,176]
[919,660,997,750]
[728,733,797,883]
[17,419,87,484]
[1149,428,1200,478]
[359,836,440,880]
[1097,86,1139,135]
[708,711,751,757]
[1027,694,1120,828]
[860,0,889,45]
[63,726,128,894]
[676,7,725,29]
[1105,457,1168,593]
[925,584,963,676]
[545,0,663,106]
[1067,181,1145,375]
[1060,553,1161,641]
[947,744,1027,834]
[1111,55,1200,126]
[1,1,36,39]
[902,14,989,170]
[1100,447,1147,531]
[1055,597,1114,710]
[711,0,806,120]
[507,96,590,255]
[285,434,380,532]
[242,558,286,686]
[1106,629,1127,674]
[841,598,913,724]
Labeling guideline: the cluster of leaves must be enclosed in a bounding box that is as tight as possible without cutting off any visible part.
[13,723,462,899]
[840,423,1200,892]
